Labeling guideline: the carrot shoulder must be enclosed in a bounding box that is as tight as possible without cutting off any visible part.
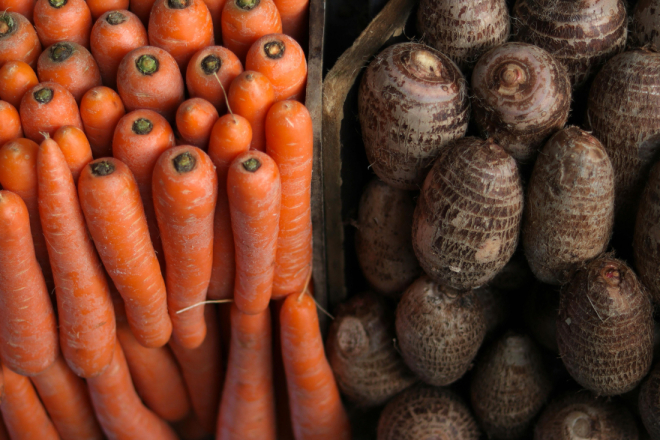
[0,12,42,69]
[227,71,275,152]
[79,86,126,159]
[52,125,93,183]
[20,82,83,143]
[0,60,39,109]
[0,100,22,146]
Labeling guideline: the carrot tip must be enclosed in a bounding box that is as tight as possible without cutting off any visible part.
[201,55,221,75]
[34,87,54,104]
[49,0,67,8]
[168,0,190,9]
[173,152,196,173]
[0,15,14,37]
[264,41,285,60]
[49,43,74,62]
[236,0,260,11]
[136,55,159,76]
[132,118,154,135]
[242,157,261,172]
[90,160,115,176]
[106,11,127,25]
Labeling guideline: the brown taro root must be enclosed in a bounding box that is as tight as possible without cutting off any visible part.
[513,0,627,88]
[640,362,660,438]
[556,257,654,396]
[522,127,615,285]
[634,161,660,305]
[535,392,638,440]
[358,42,470,190]
[377,384,480,440]
[412,137,523,290]
[471,43,571,162]
[326,292,416,407]
[417,0,510,71]
[524,283,560,353]
[470,332,552,439]
[631,0,660,49]
[354,178,422,298]
[395,275,486,387]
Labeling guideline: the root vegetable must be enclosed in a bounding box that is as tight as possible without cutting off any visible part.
[631,0,660,49]
[523,283,559,353]
[634,161,660,305]
[640,362,660,438]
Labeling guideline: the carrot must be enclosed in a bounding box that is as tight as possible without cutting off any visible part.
[0,61,38,109]
[37,137,116,378]
[246,33,306,102]
[175,98,219,149]
[217,305,276,440]
[31,354,104,440]
[90,9,148,90]
[0,12,42,69]
[33,0,92,49]
[0,100,22,145]
[221,0,282,64]
[87,0,130,20]
[228,71,275,152]
[129,0,158,26]
[273,0,308,45]
[148,0,214,72]
[37,42,101,104]
[20,82,83,143]
[170,305,224,434]
[228,150,281,314]
[88,342,179,440]
[186,46,243,114]
[271,298,295,440]
[280,292,352,440]
[79,86,125,158]
[1,365,59,439]
[202,0,227,44]
[52,125,92,182]
[207,114,252,300]
[78,158,172,348]
[0,0,37,22]
[117,45,185,122]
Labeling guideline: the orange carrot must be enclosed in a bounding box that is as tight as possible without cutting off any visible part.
[37,42,101,104]
[33,0,92,49]
[228,71,275,152]
[78,158,172,348]
[129,0,158,26]
[0,0,38,22]
[186,46,243,114]
[20,82,83,143]
[79,86,125,158]
[0,61,38,109]
[217,305,276,440]
[207,114,252,300]
[0,100,22,145]
[273,0,308,44]
[228,150,281,314]
[31,354,104,440]
[202,0,227,44]
[0,11,42,69]
[271,298,295,440]
[221,0,282,64]
[175,98,219,149]
[52,125,92,182]
[280,292,352,440]
[87,0,129,20]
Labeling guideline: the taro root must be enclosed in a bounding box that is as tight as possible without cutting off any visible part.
[417,0,510,71]
[470,332,552,439]
[358,42,470,190]
[377,384,480,440]
[524,283,560,353]
[326,292,416,407]
[522,127,615,285]
[475,285,509,336]
[634,161,660,305]
[640,362,660,438]
[354,178,422,298]
[631,0,660,50]
[471,42,571,162]
[535,392,638,440]
[556,257,654,396]
[395,275,486,386]
[412,137,523,290]
[513,0,627,88]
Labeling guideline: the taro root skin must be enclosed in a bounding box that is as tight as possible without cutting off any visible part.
[640,362,660,439]
[412,137,523,290]
[522,127,615,285]
[634,161,660,305]
[358,42,470,190]
[631,0,660,50]
[556,257,654,396]
[471,42,571,162]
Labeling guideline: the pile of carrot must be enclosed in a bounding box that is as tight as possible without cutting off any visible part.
[0,0,351,439]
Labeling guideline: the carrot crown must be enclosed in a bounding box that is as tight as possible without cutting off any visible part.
[168,0,191,8]
[264,41,285,60]
[173,152,197,173]
[235,0,260,10]
[33,87,54,104]
[0,14,15,38]
[242,157,261,172]
[201,55,222,75]
[49,0,68,8]
[106,11,128,25]
[49,43,74,63]
[90,161,116,176]
[132,118,154,135]
[136,55,159,76]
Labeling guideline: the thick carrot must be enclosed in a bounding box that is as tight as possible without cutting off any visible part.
[265,101,312,298]
[1,365,59,439]
[186,46,243,114]
[0,0,37,22]
[52,125,93,183]
[37,42,101,104]
[0,61,38,109]
[117,45,185,122]
[207,114,252,300]
[148,0,214,72]
[202,0,227,44]
[78,158,172,348]
[0,12,42,69]
[31,354,104,440]
[33,0,92,49]
[280,292,352,440]
[175,98,219,149]
[217,305,276,440]
[228,71,275,152]
[221,0,282,64]
[273,0,308,45]
[0,191,58,376]
[87,342,179,440]
[130,0,158,26]
[0,100,22,145]
[79,86,125,158]
[246,33,306,102]
[20,82,83,143]
[87,0,129,20]
[37,137,116,378]
[228,150,281,314]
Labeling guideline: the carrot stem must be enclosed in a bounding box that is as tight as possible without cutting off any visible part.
[242,157,261,172]
[136,54,159,76]
[168,0,190,8]
[236,0,259,10]
[201,55,221,75]
[264,41,285,59]
[49,0,67,8]
[0,15,14,37]
[90,160,115,176]
[33,87,53,104]
[172,152,196,173]
[106,11,127,25]
[49,43,73,62]
[132,118,153,135]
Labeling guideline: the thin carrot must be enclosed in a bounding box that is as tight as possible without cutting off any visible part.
[273,0,308,45]
[228,71,275,152]
[52,125,92,183]
[221,0,282,64]
[175,98,219,149]
[217,304,276,440]
[186,46,243,114]
[129,0,158,27]
[33,0,92,49]
[31,353,104,440]
[37,42,101,104]
[87,0,129,21]
[20,82,83,143]
[79,86,125,158]
[90,9,148,90]
[0,11,42,69]
[207,114,252,300]
[0,61,38,109]
[0,100,22,146]
[271,298,295,440]
[280,292,352,440]
[0,0,38,22]
[202,0,228,44]
[78,158,172,348]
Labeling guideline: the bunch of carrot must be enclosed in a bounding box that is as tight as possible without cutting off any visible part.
[0,0,351,439]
